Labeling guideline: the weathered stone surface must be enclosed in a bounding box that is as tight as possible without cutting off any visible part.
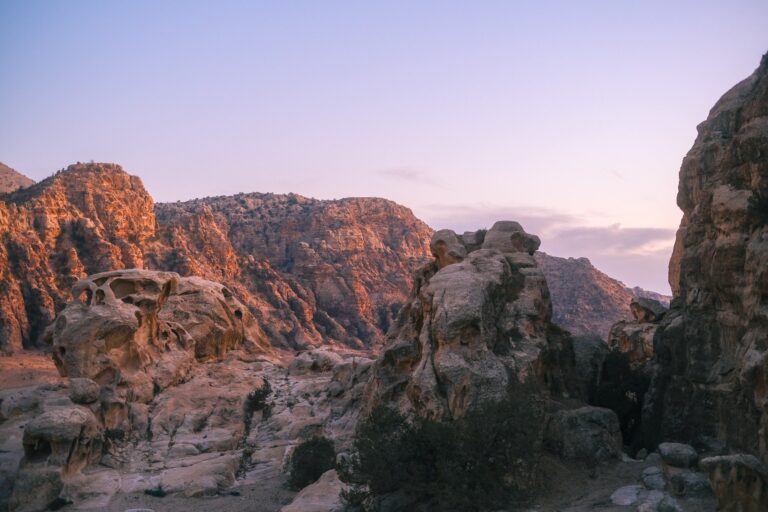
[647,52,768,461]
[367,223,577,420]
[543,406,622,464]
[700,454,768,512]
[47,269,276,438]
[572,334,609,402]
[659,443,698,469]
[280,470,346,512]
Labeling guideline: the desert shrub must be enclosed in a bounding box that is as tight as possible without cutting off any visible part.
[245,379,272,414]
[287,436,336,490]
[342,390,543,511]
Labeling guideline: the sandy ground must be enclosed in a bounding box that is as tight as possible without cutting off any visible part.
[0,351,61,389]
[101,475,297,512]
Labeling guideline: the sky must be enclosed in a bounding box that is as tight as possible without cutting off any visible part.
[1,1,767,293]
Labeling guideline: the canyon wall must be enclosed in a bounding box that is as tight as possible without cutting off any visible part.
[648,52,768,460]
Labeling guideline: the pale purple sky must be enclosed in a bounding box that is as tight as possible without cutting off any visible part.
[1,1,767,293]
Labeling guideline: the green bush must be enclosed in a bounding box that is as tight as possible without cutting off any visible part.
[245,379,272,414]
[342,390,542,511]
[287,436,336,490]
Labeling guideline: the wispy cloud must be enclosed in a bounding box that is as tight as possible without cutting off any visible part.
[375,168,444,187]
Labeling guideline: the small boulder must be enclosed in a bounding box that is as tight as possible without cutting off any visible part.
[658,442,698,469]
[544,406,622,464]
[630,298,667,323]
[642,466,666,491]
[610,485,644,506]
[69,378,100,404]
[430,230,467,269]
[668,470,712,498]
[280,469,346,512]
[289,350,344,376]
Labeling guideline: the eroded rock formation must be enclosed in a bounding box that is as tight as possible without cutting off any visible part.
[367,221,578,420]
[646,52,768,459]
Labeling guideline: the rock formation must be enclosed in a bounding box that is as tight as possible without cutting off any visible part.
[0,270,370,511]
[645,52,768,460]
[608,298,668,368]
[0,162,432,353]
[535,253,671,339]
[367,221,578,420]
[0,163,33,194]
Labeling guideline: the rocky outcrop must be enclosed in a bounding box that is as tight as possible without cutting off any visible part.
[646,52,768,460]
[701,454,768,511]
[608,298,668,367]
[367,221,577,420]
[0,162,432,353]
[0,164,33,195]
[535,253,670,339]
[1,271,369,510]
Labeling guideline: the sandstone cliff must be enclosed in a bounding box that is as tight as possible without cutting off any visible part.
[0,164,33,194]
[536,253,670,339]
[0,163,432,353]
[647,52,768,461]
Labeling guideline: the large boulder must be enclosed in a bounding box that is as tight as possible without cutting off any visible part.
[543,406,622,464]
[367,221,577,420]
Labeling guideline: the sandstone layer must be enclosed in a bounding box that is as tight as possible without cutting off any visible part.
[647,52,768,460]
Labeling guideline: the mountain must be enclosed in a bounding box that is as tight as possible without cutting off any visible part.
[0,163,33,194]
[535,252,671,339]
[0,163,432,353]
[0,161,670,353]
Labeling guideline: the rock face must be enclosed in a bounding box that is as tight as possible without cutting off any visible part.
[367,222,577,420]
[535,253,670,339]
[0,163,33,194]
[647,52,768,460]
[0,162,432,353]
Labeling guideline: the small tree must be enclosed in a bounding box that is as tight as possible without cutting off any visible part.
[342,389,543,511]
[287,436,336,490]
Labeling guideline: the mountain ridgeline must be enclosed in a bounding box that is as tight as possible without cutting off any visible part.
[0,163,667,354]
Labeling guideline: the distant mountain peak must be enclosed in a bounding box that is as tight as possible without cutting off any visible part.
[0,162,34,194]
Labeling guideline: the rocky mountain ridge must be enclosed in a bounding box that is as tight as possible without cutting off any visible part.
[536,253,671,339]
[0,164,33,194]
[0,162,668,354]
[0,163,432,353]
